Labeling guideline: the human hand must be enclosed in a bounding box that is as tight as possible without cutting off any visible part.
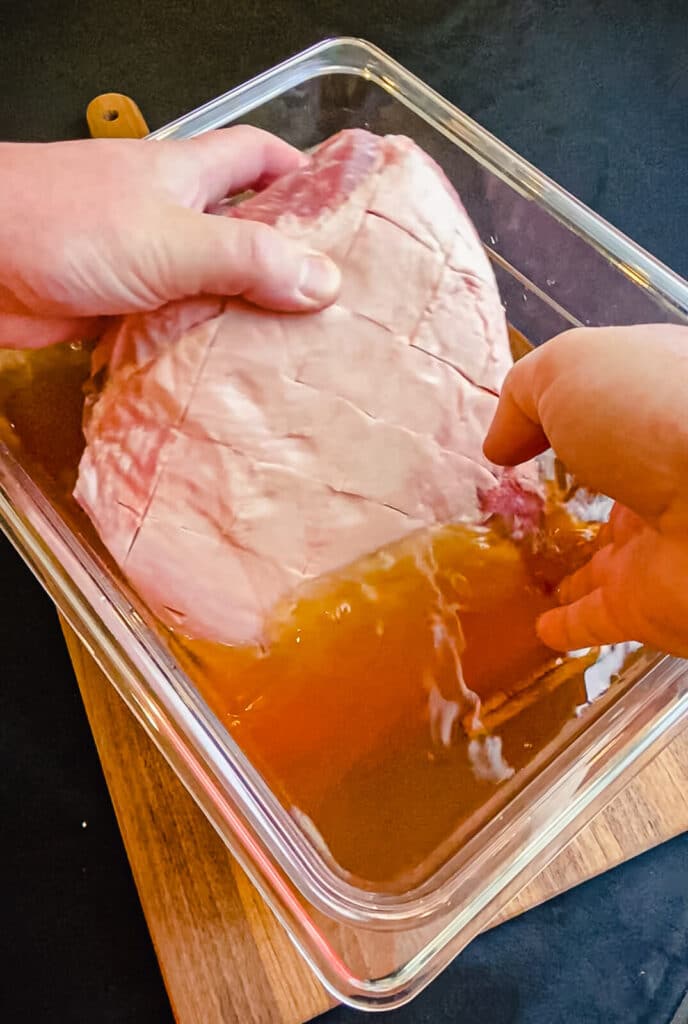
[0,128,341,349]
[484,325,688,657]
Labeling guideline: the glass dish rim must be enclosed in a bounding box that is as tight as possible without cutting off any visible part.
[151,36,688,319]
[1,36,687,939]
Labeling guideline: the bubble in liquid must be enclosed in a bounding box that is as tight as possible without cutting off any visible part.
[428,683,460,748]
[468,736,515,783]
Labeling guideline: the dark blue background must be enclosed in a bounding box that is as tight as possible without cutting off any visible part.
[1,2,687,1021]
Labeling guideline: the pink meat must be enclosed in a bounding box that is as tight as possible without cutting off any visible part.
[75,129,541,645]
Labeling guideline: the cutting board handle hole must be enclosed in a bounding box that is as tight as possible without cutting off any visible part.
[102,109,120,122]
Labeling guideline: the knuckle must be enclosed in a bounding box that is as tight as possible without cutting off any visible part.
[244,221,282,272]
[224,125,270,151]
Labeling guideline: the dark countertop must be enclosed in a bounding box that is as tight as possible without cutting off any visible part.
[1,1,687,1021]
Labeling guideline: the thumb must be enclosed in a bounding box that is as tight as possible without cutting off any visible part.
[483,345,552,467]
[153,206,341,312]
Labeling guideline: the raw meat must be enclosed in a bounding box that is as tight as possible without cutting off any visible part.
[75,129,541,645]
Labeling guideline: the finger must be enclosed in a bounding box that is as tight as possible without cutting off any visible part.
[597,503,644,550]
[537,587,631,651]
[151,206,340,311]
[175,126,307,207]
[483,351,550,466]
[557,543,616,604]
[608,503,646,545]
[0,312,103,349]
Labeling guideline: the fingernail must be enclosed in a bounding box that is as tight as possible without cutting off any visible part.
[482,429,496,459]
[535,613,560,651]
[556,575,572,604]
[298,254,340,303]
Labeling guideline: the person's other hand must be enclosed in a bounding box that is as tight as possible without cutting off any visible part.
[484,325,688,657]
[0,128,341,348]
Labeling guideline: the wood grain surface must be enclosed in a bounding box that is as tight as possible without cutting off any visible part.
[60,617,688,1024]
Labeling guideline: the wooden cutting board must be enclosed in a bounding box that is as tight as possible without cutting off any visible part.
[68,94,688,1023]
[60,618,688,1024]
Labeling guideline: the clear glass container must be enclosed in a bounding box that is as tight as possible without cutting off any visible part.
[2,37,688,1010]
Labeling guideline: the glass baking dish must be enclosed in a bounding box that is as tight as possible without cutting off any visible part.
[2,37,688,1010]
